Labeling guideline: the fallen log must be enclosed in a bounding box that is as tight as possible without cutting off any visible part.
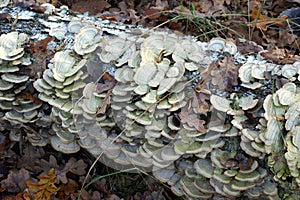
[0,4,299,199]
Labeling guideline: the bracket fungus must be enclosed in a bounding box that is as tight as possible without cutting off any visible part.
[74,26,102,55]
[2,5,300,199]
[0,32,28,61]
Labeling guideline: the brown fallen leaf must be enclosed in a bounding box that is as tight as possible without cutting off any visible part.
[93,178,108,194]
[143,8,162,20]
[29,37,53,54]
[70,0,111,15]
[201,56,240,92]
[0,168,30,193]
[26,168,60,200]
[106,194,121,200]
[34,155,68,184]
[15,92,42,105]
[64,157,87,176]
[178,106,207,133]
[0,13,12,21]
[259,46,300,64]
[96,72,117,93]
[57,178,78,199]
[250,7,287,32]
[15,191,31,200]
[71,189,101,200]
[27,37,54,78]
[35,155,87,184]
[97,90,112,114]
[235,38,264,54]
[17,144,45,171]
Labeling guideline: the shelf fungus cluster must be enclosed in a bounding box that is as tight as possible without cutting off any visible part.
[2,5,300,199]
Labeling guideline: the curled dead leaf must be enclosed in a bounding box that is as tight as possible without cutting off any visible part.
[0,168,30,193]
[26,168,60,200]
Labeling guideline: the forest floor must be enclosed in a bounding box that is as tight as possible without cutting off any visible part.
[1,0,300,199]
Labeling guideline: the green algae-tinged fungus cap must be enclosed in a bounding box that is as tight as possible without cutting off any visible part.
[160,146,180,161]
[235,171,260,182]
[239,96,259,110]
[52,50,86,82]
[142,90,157,104]
[210,94,232,113]
[194,159,214,178]
[238,63,252,83]
[1,74,29,83]
[98,37,134,65]
[180,176,213,199]
[0,79,13,90]
[157,78,177,95]
[114,66,134,83]
[168,90,185,105]
[131,155,152,168]
[134,62,157,85]
[50,135,80,154]
[276,82,299,106]
[153,168,175,183]
[0,0,9,8]
[133,84,149,95]
[251,63,266,80]
[282,64,298,80]
[113,152,131,165]
[194,177,215,194]
[171,182,184,196]
[263,182,278,196]
[223,183,241,197]
[149,70,165,87]
[207,37,226,52]
[0,32,27,61]
[74,26,102,55]
[49,26,67,40]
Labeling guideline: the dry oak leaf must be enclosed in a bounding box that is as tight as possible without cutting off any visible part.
[64,157,87,176]
[27,37,54,78]
[57,178,78,199]
[179,106,207,133]
[70,189,101,200]
[26,168,60,200]
[250,7,287,31]
[34,155,68,184]
[35,156,87,184]
[201,56,240,92]
[193,80,211,115]
[0,168,30,193]
[17,144,45,171]
[34,155,59,173]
